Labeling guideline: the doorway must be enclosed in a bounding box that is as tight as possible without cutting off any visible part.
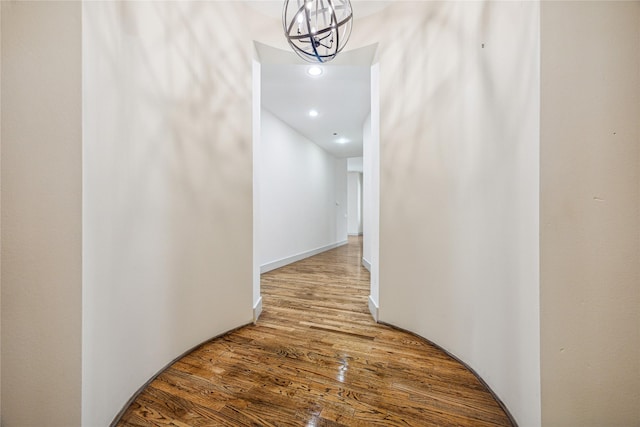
[252,43,380,322]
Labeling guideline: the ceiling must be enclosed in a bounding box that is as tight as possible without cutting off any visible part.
[255,2,390,159]
[261,58,371,158]
[247,1,391,20]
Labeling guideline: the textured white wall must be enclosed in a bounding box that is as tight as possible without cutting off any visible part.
[259,109,347,268]
[372,3,541,425]
[540,2,640,425]
[82,3,263,425]
[1,2,82,425]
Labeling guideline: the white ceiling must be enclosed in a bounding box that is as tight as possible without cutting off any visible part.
[255,1,390,158]
[261,58,371,158]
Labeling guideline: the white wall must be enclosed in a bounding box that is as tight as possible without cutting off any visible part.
[0,3,3,419]
[335,158,348,243]
[369,66,380,313]
[347,156,364,237]
[347,172,362,235]
[1,2,82,425]
[252,58,262,315]
[361,64,381,316]
[358,173,363,235]
[259,109,347,271]
[83,3,259,425]
[347,156,363,173]
[362,115,373,268]
[370,3,541,425]
[540,2,640,425]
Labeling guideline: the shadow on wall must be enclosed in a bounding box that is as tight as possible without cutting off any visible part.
[83,2,272,425]
[372,1,540,424]
[87,0,252,324]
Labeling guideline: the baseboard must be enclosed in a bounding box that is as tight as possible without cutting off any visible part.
[348,232,363,236]
[368,295,379,322]
[253,296,263,323]
[362,257,371,272]
[261,240,348,274]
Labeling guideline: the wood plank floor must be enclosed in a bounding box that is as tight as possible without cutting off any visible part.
[117,237,513,426]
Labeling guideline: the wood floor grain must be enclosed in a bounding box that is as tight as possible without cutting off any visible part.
[116,237,513,426]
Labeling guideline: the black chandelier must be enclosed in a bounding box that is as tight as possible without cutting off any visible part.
[282,0,353,63]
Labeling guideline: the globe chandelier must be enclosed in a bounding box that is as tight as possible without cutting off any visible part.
[282,0,353,63]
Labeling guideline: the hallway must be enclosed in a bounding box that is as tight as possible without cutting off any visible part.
[116,237,512,426]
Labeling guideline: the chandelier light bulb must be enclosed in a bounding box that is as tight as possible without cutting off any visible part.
[283,0,354,63]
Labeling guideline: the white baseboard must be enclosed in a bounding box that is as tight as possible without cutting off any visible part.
[261,240,348,274]
[368,295,379,322]
[362,257,371,272]
[253,296,263,323]
[348,232,364,236]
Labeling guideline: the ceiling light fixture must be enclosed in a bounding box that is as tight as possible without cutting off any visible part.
[309,109,319,117]
[336,137,349,144]
[283,0,353,63]
[307,66,323,76]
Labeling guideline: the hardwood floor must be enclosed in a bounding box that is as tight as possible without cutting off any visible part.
[117,237,513,426]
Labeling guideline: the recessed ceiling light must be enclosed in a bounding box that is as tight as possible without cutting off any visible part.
[307,66,323,77]
[336,137,349,144]
[309,109,319,117]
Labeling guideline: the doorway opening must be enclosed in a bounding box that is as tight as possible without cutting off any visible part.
[252,43,380,322]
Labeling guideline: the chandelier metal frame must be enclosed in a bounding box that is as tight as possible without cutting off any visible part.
[282,0,353,63]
